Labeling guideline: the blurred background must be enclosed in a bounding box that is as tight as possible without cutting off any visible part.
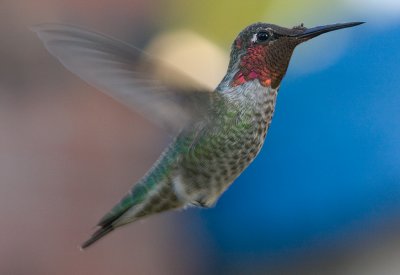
[1,0,400,274]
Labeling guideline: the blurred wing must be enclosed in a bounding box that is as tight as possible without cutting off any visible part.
[32,24,214,134]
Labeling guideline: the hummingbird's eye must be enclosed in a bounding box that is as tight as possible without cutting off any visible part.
[256,31,270,42]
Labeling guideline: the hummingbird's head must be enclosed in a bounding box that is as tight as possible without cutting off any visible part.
[228,22,364,89]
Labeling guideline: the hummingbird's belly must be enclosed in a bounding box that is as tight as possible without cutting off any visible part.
[179,88,277,207]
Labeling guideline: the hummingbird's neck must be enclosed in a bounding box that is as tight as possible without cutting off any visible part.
[227,42,295,89]
[231,45,272,88]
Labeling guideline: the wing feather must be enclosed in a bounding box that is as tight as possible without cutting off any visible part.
[32,24,214,134]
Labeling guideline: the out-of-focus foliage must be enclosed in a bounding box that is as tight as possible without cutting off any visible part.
[167,0,342,43]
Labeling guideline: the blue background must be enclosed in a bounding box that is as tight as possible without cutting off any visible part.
[200,24,400,263]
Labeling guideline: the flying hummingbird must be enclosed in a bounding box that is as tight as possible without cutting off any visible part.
[33,21,363,249]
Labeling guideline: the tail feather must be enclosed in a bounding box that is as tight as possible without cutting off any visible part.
[97,192,139,227]
[80,184,149,249]
[80,148,180,249]
[80,224,114,250]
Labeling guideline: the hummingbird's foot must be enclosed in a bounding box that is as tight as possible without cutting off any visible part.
[190,200,209,208]
[188,196,215,208]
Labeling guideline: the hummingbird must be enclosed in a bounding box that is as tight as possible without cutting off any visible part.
[33,21,363,249]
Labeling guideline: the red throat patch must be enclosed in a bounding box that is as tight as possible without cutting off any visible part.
[231,45,273,88]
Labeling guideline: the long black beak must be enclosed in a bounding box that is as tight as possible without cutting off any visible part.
[295,22,364,39]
